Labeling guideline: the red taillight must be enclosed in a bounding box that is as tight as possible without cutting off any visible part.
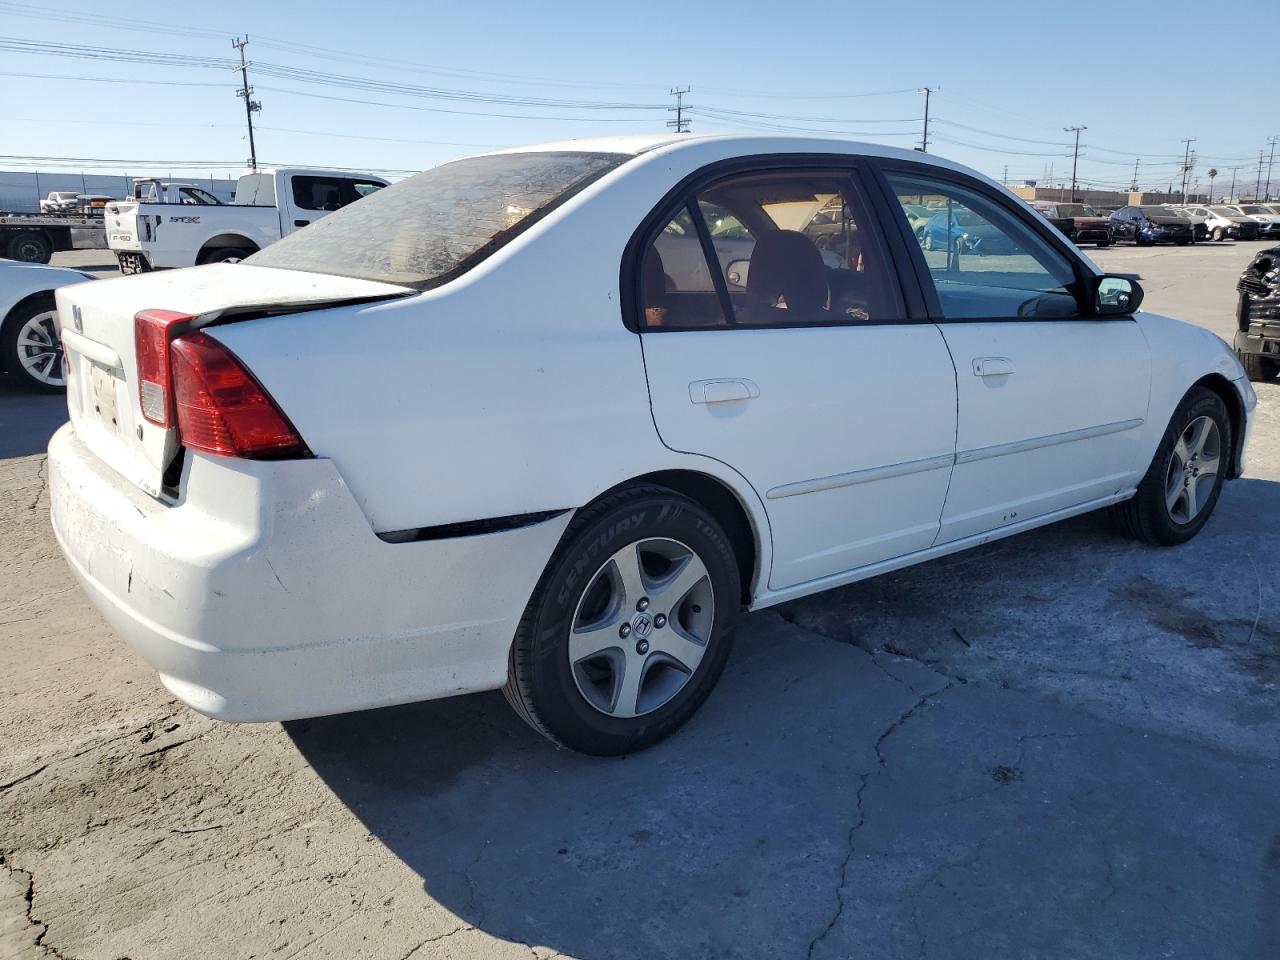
[135,309,191,427]
[169,332,307,459]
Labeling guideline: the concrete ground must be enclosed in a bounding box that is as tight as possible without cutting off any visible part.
[2,243,1279,960]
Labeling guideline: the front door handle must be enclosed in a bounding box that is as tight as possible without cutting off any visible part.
[689,378,760,404]
[972,357,1015,378]
[294,219,311,227]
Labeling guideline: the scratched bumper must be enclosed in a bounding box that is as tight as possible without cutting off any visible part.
[48,423,569,721]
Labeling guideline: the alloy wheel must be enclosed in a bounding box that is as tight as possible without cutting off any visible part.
[1164,415,1221,524]
[568,537,714,719]
[15,310,65,387]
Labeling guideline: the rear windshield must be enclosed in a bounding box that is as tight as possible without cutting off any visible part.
[246,151,628,288]
[1140,206,1182,216]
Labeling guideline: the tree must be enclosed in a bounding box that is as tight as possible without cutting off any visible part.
[1207,168,1218,203]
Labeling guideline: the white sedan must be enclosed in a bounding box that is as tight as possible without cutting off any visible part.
[1,259,94,391]
[48,135,1254,755]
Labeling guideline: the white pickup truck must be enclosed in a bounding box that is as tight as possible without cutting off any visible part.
[105,168,387,274]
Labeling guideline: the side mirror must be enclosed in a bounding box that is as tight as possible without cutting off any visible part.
[726,259,750,288]
[1094,274,1143,317]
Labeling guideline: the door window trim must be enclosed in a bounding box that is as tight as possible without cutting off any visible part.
[863,158,1124,324]
[620,154,914,333]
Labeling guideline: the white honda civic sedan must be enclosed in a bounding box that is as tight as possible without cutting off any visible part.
[48,135,1254,755]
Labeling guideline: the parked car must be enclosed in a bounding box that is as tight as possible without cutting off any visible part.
[105,168,388,274]
[1233,244,1280,381]
[1187,206,1258,241]
[1224,205,1280,239]
[1109,206,1195,246]
[922,207,1013,253]
[0,259,94,391]
[1167,206,1210,242]
[49,135,1254,755]
[39,191,82,214]
[1030,202,1113,246]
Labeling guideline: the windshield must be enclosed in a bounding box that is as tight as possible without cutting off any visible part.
[1140,206,1181,217]
[1242,206,1270,215]
[1209,207,1239,217]
[1055,204,1093,217]
[247,151,628,287]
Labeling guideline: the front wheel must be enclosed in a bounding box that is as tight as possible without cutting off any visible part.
[1,294,65,392]
[7,231,53,264]
[504,484,740,755]
[1212,227,1225,242]
[1238,350,1279,382]
[1112,387,1230,546]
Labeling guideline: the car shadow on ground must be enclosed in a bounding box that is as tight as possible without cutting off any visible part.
[0,378,66,458]
[286,481,1280,959]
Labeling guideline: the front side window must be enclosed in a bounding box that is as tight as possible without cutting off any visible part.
[640,169,899,330]
[888,171,1080,320]
[248,151,627,287]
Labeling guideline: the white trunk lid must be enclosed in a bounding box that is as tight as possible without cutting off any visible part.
[56,263,411,498]
[105,201,146,251]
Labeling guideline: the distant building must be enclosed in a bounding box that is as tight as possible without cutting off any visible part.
[1006,185,1208,208]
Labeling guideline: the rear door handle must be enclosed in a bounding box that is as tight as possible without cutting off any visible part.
[972,357,1015,378]
[689,378,760,404]
[294,219,311,227]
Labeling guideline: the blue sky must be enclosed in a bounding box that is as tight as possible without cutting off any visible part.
[2,0,1277,194]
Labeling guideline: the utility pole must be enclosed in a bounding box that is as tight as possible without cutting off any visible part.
[1002,164,1008,185]
[1130,158,1140,191]
[1229,166,1238,202]
[1266,135,1278,201]
[1179,138,1196,203]
[231,36,261,170]
[1064,125,1086,200]
[1258,150,1266,201]
[918,87,935,152]
[666,87,691,133]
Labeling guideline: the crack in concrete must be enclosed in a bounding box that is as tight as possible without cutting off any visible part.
[398,924,475,959]
[805,679,959,960]
[26,457,47,512]
[2,852,76,960]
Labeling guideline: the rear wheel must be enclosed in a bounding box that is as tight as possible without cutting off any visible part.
[2,295,65,392]
[198,247,252,265]
[504,484,740,755]
[1238,350,1279,382]
[7,231,52,264]
[1212,227,1225,242]
[1112,387,1230,546]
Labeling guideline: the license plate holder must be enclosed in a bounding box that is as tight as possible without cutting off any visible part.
[90,363,121,434]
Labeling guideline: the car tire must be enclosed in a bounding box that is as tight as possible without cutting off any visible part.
[1176,239,1191,246]
[1,294,65,393]
[1096,241,1111,248]
[1111,386,1231,546]
[1237,350,1279,383]
[7,232,53,264]
[923,232,935,251]
[1212,227,1225,242]
[198,248,252,265]
[503,483,741,756]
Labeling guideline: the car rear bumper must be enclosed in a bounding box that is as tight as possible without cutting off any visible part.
[48,424,571,721]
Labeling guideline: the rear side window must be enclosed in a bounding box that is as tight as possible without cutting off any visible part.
[640,168,900,330]
[248,151,627,288]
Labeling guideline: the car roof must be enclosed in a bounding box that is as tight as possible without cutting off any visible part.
[481,132,1001,189]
